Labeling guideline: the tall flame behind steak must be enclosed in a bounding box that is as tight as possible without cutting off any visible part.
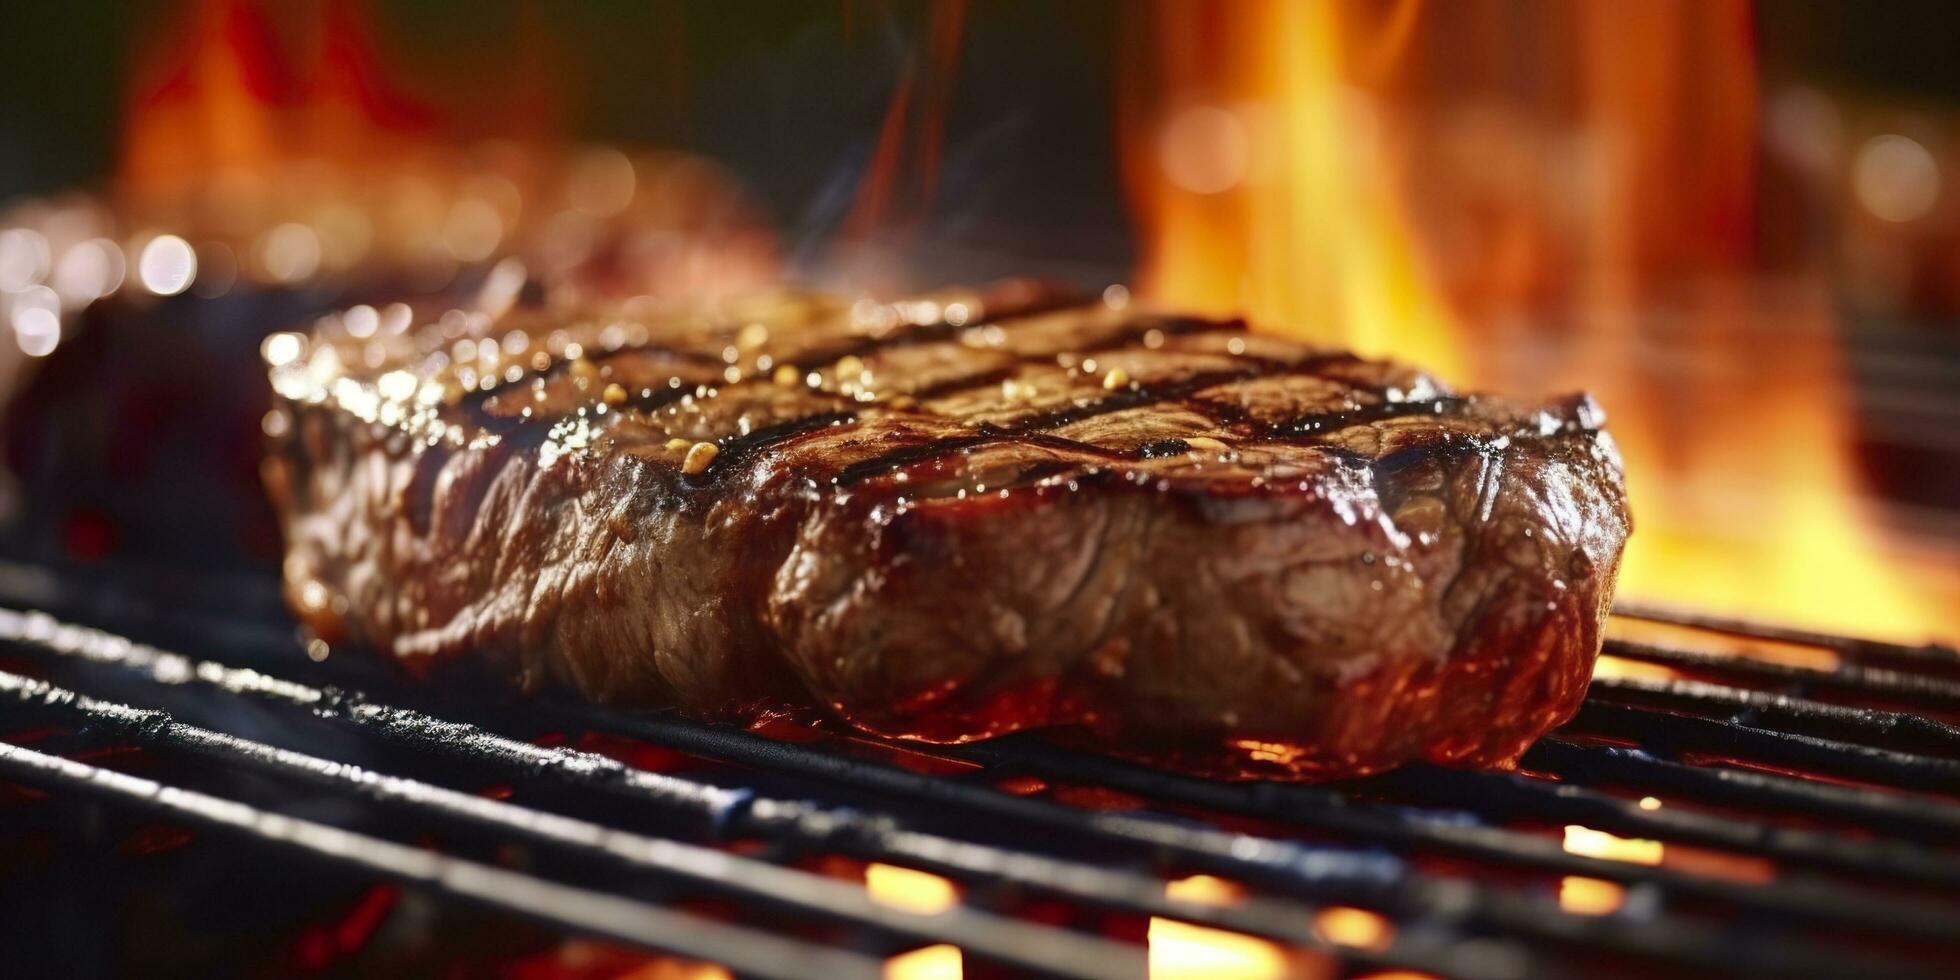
[263,282,1629,780]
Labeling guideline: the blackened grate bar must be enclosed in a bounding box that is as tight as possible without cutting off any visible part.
[1587,674,1960,756]
[0,740,883,980]
[1358,758,1960,888]
[1602,636,1960,710]
[3,583,1959,978]
[948,735,1960,944]
[602,701,1960,947]
[0,607,1508,979]
[0,608,1947,976]
[1570,700,1960,794]
[0,669,1147,980]
[1520,736,1960,840]
[1611,601,1960,671]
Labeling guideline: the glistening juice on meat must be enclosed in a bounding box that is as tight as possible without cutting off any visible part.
[263,281,1631,780]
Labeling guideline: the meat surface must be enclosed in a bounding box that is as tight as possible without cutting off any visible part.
[264,281,1630,779]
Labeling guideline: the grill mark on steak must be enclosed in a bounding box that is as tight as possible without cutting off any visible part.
[827,354,1370,487]
[1265,396,1472,438]
[453,343,723,428]
[447,291,1159,442]
[631,283,1083,371]
[893,315,1248,402]
[828,396,1506,500]
[438,284,1081,434]
[680,410,859,487]
[450,308,1293,492]
[1004,367,1271,431]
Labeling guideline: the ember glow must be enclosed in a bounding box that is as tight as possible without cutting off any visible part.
[1150,876,1296,980]
[865,864,964,980]
[1312,905,1393,952]
[1123,1,1960,645]
[884,945,962,980]
[864,862,961,916]
[1560,824,1665,916]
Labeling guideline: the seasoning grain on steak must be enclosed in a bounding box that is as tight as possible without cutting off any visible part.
[264,281,1631,779]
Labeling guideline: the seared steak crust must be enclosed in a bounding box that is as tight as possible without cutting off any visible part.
[265,282,1630,779]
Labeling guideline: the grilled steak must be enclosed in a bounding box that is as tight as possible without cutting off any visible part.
[264,281,1630,779]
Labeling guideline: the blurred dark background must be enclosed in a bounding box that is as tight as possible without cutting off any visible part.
[0,1,1135,281]
[11,1,1960,281]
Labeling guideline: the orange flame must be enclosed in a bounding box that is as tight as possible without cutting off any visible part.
[119,1,538,201]
[121,0,287,194]
[842,1,969,245]
[1123,0,1462,381]
[1123,1,1960,645]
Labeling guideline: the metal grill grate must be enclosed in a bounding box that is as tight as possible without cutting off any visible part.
[0,563,1956,978]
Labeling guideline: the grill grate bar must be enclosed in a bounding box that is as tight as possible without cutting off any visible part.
[1601,636,1960,710]
[0,669,1147,980]
[0,740,883,980]
[1587,675,1960,757]
[1358,760,1960,888]
[584,711,1960,964]
[950,737,1960,944]
[4,597,1958,975]
[576,708,1416,895]
[561,712,1791,970]
[573,708,1956,964]
[4,608,1930,976]
[1523,738,1960,841]
[1611,602,1960,671]
[1570,701,1960,795]
[0,608,1516,979]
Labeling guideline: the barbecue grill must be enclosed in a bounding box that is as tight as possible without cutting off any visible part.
[0,555,1955,979]
[6,4,1960,978]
